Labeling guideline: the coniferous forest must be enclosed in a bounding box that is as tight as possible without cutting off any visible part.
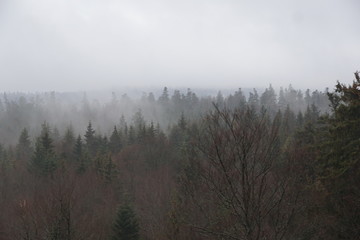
[0,73,359,240]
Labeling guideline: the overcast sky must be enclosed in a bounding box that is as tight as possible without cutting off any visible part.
[0,0,359,92]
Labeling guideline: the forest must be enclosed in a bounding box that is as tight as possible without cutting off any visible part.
[0,73,359,240]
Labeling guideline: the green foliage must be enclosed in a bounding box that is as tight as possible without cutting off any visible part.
[110,126,122,154]
[0,144,9,171]
[30,123,57,176]
[16,128,32,162]
[112,204,139,240]
[315,71,360,238]
[260,84,277,115]
[61,126,75,162]
[84,121,97,155]
[104,155,117,183]
[74,135,88,174]
[319,72,360,179]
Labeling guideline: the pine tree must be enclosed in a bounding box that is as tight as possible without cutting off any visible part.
[112,204,139,240]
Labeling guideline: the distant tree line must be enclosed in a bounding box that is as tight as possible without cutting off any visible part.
[0,86,329,145]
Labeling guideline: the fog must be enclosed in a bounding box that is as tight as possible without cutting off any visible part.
[0,0,359,92]
[1,2,359,238]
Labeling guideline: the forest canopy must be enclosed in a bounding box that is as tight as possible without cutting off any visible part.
[0,76,359,239]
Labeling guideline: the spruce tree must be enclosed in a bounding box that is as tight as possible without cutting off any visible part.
[30,123,57,176]
[84,121,96,155]
[16,128,32,162]
[109,126,122,154]
[248,88,259,111]
[104,155,117,183]
[158,87,169,104]
[0,144,8,171]
[61,126,75,161]
[112,204,139,240]
[74,135,86,173]
[316,71,360,238]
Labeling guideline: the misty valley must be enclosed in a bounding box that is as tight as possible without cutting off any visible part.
[0,76,359,240]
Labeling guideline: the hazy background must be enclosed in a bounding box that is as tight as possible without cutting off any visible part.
[0,0,359,92]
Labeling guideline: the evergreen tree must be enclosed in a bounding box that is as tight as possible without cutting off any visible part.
[0,143,9,171]
[215,91,224,107]
[171,90,182,109]
[315,71,360,239]
[146,121,156,140]
[110,126,122,154]
[147,92,156,103]
[30,123,57,176]
[128,126,135,145]
[282,105,296,134]
[260,84,277,115]
[132,109,145,132]
[158,87,169,104]
[16,128,32,162]
[84,121,96,155]
[304,104,320,124]
[228,88,246,109]
[104,155,117,183]
[52,126,61,144]
[74,135,83,161]
[112,204,139,240]
[74,135,86,173]
[296,111,304,127]
[61,126,75,161]
[278,87,287,110]
[248,88,260,111]
[97,135,109,154]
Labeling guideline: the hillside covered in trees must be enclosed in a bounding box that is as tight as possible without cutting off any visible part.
[0,75,359,239]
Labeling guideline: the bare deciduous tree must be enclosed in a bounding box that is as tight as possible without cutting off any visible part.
[178,106,300,240]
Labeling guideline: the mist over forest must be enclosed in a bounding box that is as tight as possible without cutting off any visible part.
[2,76,360,239]
[1,0,360,239]
[0,86,329,145]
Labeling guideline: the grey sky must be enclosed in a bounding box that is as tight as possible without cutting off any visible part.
[0,0,359,92]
